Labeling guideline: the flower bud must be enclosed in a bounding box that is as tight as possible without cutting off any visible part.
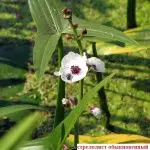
[71,97,78,106]
[81,28,87,35]
[65,34,72,40]
[90,106,101,119]
[72,23,78,29]
[63,144,69,150]
[62,7,72,19]
[62,98,70,108]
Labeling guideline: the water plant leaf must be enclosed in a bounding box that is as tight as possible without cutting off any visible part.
[63,18,138,45]
[0,112,41,150]
[87,44,149,55]
[28,0,67,77]
[0,104,46,117]
[28,0,64,34]
[33,34,60,77]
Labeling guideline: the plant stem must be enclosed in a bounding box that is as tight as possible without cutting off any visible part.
[92,42,111,130]
[68,19,84,148]
[68,19,83,55]
[53,36,65,128]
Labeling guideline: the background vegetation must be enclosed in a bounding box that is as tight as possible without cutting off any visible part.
[0,0,150,138]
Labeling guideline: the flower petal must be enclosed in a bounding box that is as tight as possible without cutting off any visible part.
[61,52,87,68]
[91,107,101,119]
[55,52,88,83]
[54,71,61,76]
[87,57,105,72]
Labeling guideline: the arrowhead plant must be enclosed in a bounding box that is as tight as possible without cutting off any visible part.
[0,1,140,150]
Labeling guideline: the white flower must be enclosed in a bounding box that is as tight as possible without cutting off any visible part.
[62,98,69,105]
[54,52,88,83]
[90,107,101,119]
[87,57,105,72]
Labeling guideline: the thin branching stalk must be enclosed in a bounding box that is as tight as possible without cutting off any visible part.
[92,42,111,130]
[53,36,65,128]
[68,19,84,148]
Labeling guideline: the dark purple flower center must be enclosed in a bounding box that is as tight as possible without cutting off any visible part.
[71,65,81,74]
[66,73,73,80]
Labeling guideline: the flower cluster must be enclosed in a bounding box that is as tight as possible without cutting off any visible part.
[54,52,105,83]
[62,97,78,108]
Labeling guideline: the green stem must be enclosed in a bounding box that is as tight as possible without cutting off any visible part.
[74,79,83,147]
[68,19,83,55]
[53,36,65,128]
[92,42,111,130]
[68,19,84,148]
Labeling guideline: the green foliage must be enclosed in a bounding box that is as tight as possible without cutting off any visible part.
[87,44,149,55]
[0,112,41,150]
[20,72,115,150]
[64,17,138,45]
[0,0,150,147]
[32,34,60,78]
[45,73,115,149]
[0,104,46,117]
[28,0,65,78]
[54,36,65,128]
[29,0,137,78]
[18,73,57,104]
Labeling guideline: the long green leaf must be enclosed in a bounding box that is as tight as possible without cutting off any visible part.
[0,104,45,117]
[33,34,60,77]
[63,17,138,45]
[28,0,64,34]
[0,112,41,150]
[87,43,149,55]
[44,72,116,149]
[28,0,66,77]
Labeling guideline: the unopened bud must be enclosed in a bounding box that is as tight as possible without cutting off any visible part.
[71,97,78,106]
[62,7,72,19]
[65,34,72,40]
[63,144,69,150]
[72,23,78,29]
[90,106,101,119]
[81,28,87,35]
[62,98,70,108]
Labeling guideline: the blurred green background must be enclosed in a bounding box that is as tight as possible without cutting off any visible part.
[0,0,150,138]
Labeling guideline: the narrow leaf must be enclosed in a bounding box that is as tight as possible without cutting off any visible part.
[33,34,60,77]
[0,104,46,117]
[28,0,64,34]
[87,43,149,55]
[28,0,66,77]
[63,18,138,45]
[0,112,41,150]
